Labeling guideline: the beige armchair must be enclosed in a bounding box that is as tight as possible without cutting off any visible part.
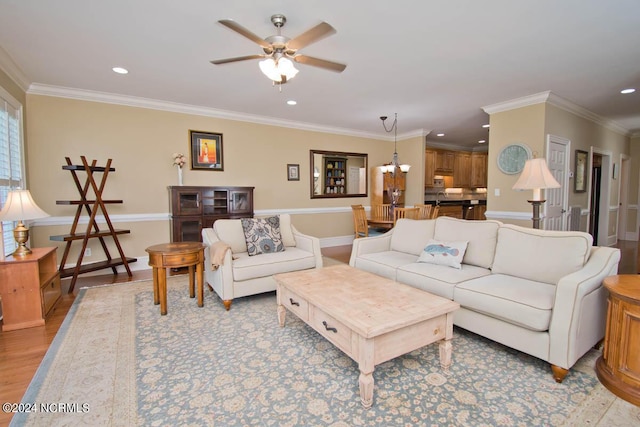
[202,214,323,310]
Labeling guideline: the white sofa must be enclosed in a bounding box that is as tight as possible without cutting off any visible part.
[349,216,621,382]
[202,214,323,310]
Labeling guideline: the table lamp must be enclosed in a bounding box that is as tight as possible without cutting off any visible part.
[0,189,50,256]
[512,158,560,229]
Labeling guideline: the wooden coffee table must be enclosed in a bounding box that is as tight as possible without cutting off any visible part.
[274,264,459,408]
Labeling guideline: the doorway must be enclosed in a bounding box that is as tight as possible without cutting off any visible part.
[589,154,602,244]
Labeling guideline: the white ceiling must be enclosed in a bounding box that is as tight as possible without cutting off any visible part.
[1,1,639,148]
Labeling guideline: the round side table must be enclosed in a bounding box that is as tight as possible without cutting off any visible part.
[595,275,640,406]
[145,242,207,315]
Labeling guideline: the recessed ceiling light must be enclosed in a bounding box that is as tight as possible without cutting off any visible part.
[286,100,297,105]
[621,88,636,94]
[478,140,486,144]
[436,133,445,137]
[112,67,128,74]
[482,124,490,128]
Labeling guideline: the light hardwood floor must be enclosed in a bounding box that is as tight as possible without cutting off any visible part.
[0,242,635,425]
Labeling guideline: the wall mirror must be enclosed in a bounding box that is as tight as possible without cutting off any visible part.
[310,150,368,198]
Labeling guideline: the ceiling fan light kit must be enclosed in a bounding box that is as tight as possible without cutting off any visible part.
[212,14,346,86]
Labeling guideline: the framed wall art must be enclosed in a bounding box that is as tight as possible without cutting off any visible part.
[574,150,588,192]
[287,164,300,181]
[190,130,223,171]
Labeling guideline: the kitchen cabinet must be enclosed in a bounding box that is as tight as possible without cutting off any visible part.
[437,205,464,219]
[453,152,472,188]
[435,150,455,173]
[471,152,488,188]
[425,150,436,187]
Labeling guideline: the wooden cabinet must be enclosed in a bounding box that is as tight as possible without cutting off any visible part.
[471,152,488,188]
[596,275,640,406]
[453,152,472,188]
[371,167,406,206]
[169,186,254,242]
[425,150,436,187]
[435,151,455,174]
[0,247,61,331]
[425,149,487,189]
[324,157,347,195]
[437,205,464,219]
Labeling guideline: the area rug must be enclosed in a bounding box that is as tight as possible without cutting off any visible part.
[13,275,618,426]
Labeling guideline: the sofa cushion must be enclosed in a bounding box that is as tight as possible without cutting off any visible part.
[492,224,593,285]
[351,251,418,281]
[454,274,555,332]
[397,263,491,300]
[213,219,247,254]
[232,247,316,281]
[417,239,468,269]
[434,217,501,269]
[390,219,436,255]
[241,216,285,256]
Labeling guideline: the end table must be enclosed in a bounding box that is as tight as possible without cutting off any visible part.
[595,275,640,406]
[145,242,206,315]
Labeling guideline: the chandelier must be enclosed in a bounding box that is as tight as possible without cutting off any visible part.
[380,113,411,208]
[380,113,411,174]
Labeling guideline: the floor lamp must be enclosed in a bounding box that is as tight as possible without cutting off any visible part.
[512,158,560,229]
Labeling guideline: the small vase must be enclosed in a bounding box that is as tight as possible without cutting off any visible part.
[177,166,183,186]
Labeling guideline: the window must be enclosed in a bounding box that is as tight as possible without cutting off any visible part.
[0,86,25,256]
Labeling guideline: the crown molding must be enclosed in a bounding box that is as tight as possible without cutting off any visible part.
[482,90,631,137]
[0,46,30,91]
[27,83,403,141]
[426,140,488,152]
[482,91,552,114]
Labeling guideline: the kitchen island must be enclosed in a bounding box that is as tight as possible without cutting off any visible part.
[424,199,487,220]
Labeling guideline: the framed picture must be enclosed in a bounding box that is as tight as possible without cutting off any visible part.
[574,150,588,192]
[287,164,300,181]
[190,130,223,171]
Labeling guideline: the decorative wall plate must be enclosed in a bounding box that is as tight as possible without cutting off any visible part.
[497,143,532,174]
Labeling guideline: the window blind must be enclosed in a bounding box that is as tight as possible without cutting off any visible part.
[0,87,25,256]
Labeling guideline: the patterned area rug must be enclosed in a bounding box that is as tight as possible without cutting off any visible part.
[14,275,621,426]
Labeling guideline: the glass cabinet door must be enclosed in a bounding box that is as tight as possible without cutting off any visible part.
[176,189,201,215]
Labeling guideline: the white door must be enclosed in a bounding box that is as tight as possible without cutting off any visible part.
[544,135,570,230]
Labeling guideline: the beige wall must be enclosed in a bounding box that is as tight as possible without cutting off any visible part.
[486,103,546,226]
[24,94,417,262]
[486,100,633,239]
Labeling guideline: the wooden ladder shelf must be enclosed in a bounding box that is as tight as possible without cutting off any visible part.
[50,156,136,293]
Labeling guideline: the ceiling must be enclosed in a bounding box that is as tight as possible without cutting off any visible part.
[1,1,639,148]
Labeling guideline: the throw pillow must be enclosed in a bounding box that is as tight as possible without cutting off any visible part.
[241,216,285,256]
[417,239,468,269]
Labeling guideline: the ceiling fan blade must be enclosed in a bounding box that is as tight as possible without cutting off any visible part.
[293,55,346,73]
[287,22,336,51]
[218,19,272,50]
[210,54,265,65]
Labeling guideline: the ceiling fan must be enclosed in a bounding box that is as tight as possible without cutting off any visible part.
[211,14,347,84]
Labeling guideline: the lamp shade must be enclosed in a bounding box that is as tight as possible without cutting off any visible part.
[512,158,560,201]
[0,189,50,222]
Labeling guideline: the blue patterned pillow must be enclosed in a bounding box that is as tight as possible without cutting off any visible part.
[417,239,468,269]
[241,216,285,256]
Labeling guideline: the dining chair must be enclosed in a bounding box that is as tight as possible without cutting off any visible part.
[430,205,440,219]
[414,204,433,220]
[351,204,369,238]
[393,207,420,225]
[372,204,392,222]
